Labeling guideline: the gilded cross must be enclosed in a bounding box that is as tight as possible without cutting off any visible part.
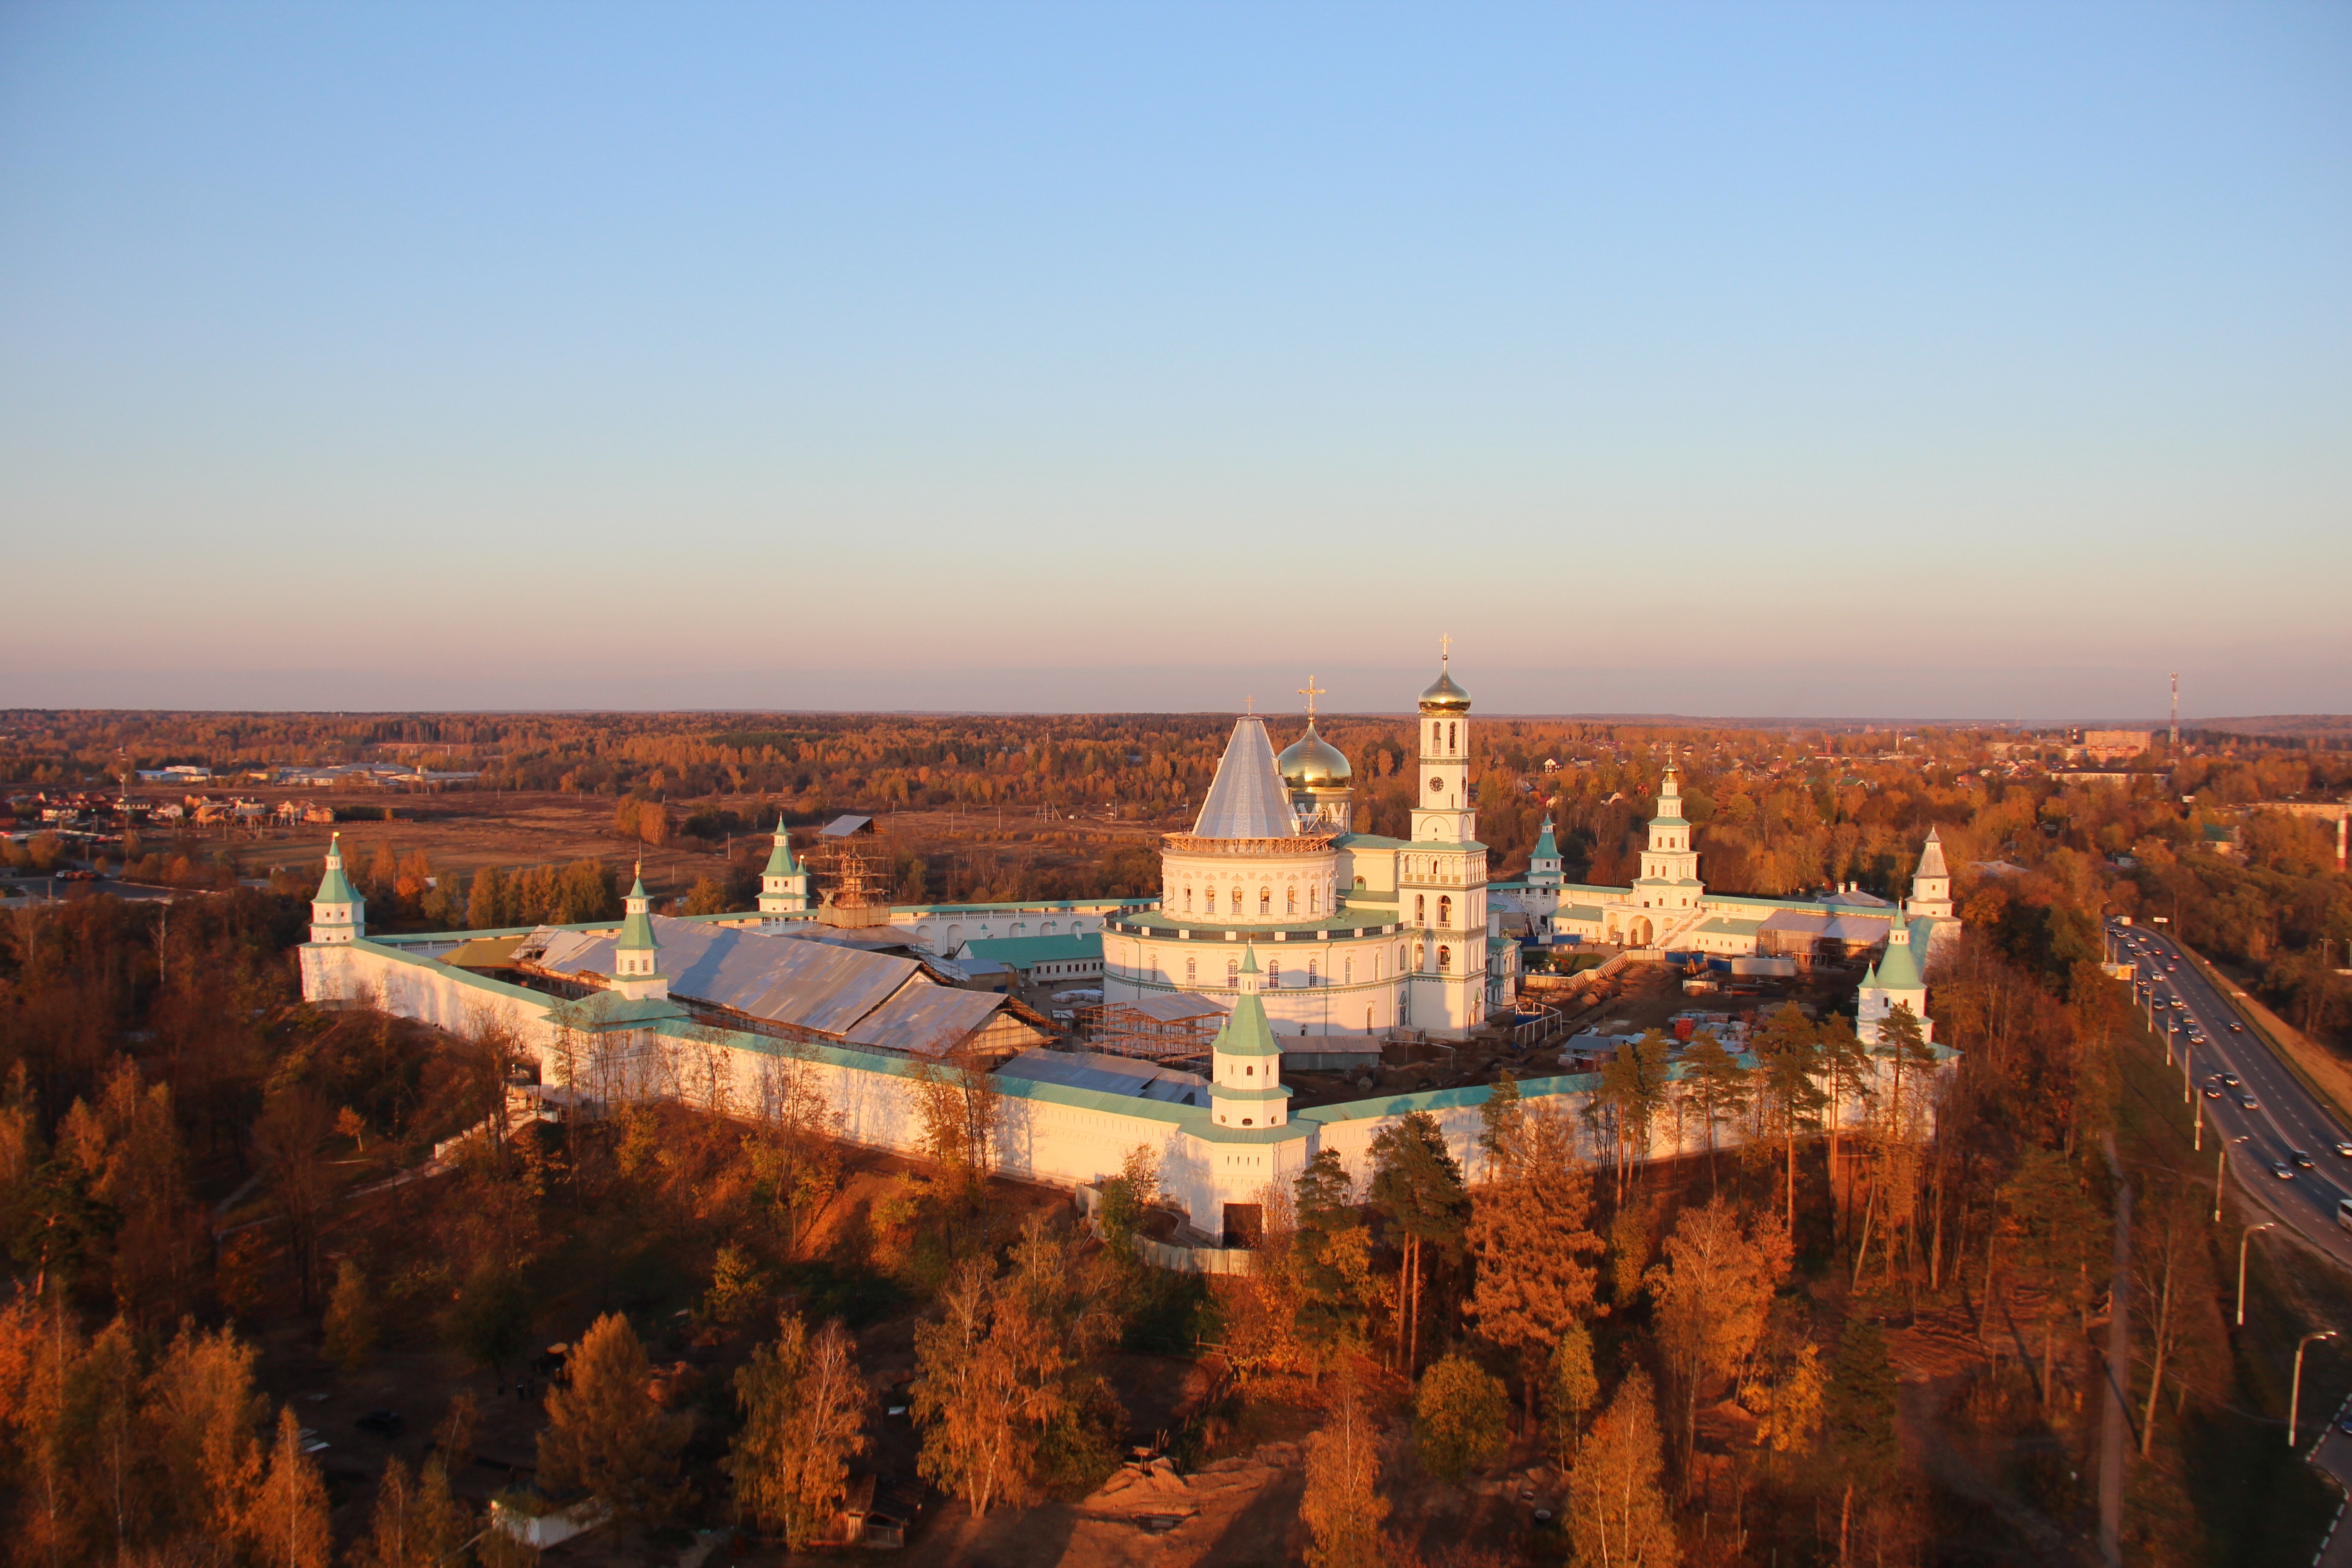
[1298,675,1325,716]
[1244,695,1254,715]
[1439,633,1452,662]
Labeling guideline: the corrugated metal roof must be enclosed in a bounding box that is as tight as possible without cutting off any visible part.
[958,932,1102,966]
[1192,718,1298,839]
[996,1049,1210,1105]
[542,915,923,1038]
[843,986,1006,1058]
[1116,993,1230,1024]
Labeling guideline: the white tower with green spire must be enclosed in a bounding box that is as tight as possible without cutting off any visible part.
[610,866,669,1002]
[1905,826,1953,922]
[1857,912,1931,1047]
[309,833,364,944]
[758,822,811,918]
[1210,944,1289,1129]
[1528,815,1563,889]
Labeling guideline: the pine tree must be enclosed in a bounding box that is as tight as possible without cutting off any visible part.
[1677,1028,1751,1194]
[1566,1369,1678,1568]
[1755,1006,1827,1234]
[1465,1104,1602,1428]
[352,1455,467,1568]
[1301,1391,1388,1568]
[1293,1150,1373,1358]
[732,1313,870,1549]
[1825,1317,1899,1567]
[1367,1111,1468,1373]
[536,1313,691,1527]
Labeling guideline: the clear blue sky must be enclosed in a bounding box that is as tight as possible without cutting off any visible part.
[3,3,2346,720]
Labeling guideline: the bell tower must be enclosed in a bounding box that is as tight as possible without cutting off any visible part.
[759,822,812,917]
[1209,945,1288,1129]
[611,867,669,1002]
[1410,639,1476,844]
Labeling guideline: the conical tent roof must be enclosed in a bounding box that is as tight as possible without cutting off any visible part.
[1916,825,1949,880]
[1212,945,1282,1059]
[1532,816,1559,861]
[1876,920,1924,991]
[314,833,358,906]
[1192,718,1297,839]
[762,824,801,878]
[617,869,659,955]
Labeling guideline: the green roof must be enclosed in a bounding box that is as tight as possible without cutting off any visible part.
[616,873,658,954]
[958,932,1102,967]
[314,836,358,906]
[1694,916,1763,936]
[1212,947,1283,1059]
[1532,817,1559,861]
[761,828,802,878]
[1874,925,1924,990]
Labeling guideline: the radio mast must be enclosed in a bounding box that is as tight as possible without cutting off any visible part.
[2169,672,2179,750]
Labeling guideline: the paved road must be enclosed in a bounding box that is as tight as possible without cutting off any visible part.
[2111,922,2352,1271]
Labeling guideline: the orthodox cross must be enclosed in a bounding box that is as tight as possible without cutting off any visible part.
[1244,695,1254,715]
[1298,675,1325,716]
[1439,632,1452,662]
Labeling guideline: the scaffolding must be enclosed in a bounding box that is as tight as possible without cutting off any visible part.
[1073,994,1228,1063]
[805,835,897,929]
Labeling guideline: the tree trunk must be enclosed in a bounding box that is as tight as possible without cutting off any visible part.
[1852,1170,1879,1289]
[1840,1481,1853,1568]
[2140,1244,2176,1458]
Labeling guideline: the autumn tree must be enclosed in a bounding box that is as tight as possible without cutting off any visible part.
[732,1312,870,1549]
[537,1312,691,1528]
[750,1042,846,1259]
[1546,1323,1600,1462]
[245,1407,331,1568]
[352,1455,466,1568]
[324,1258,377,1370]
[1592,1033,1673,1201]
[1367,1110,1468,1373]
[252,1087,335,1310]
[1993,1148,2104,1405]
[1677,1028,1751,1194]
[1646,1197,1792,1471]
[1301,1388,1389,1568]
[911,1217,1116,1515]
[145,1318,267,1545]
[1412,1351,1509,1480]
[1465,1102,1602,1427]
[1566,1369,1679,1568]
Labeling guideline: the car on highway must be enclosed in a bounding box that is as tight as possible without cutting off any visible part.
[2239,1093,2260,1110]
[2293,1150,2316,1169]
[2230,1023,2245,1034]
[2274,1161,2297,1181]
[2334,1142,2352,1159]
[2222,1073,2240,1087]
[2204,1085,2224,1099]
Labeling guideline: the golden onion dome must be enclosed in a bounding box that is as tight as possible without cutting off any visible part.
[1418,661,1472,712]
[1277,720,1352,787]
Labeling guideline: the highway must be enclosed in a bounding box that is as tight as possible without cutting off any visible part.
[2112,921,2352,1272]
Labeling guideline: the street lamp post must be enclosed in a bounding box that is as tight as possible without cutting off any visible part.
[2238,1223,2276,1326]
[2182,1037,2193,1103]
[2216,1135,2251,1224]
[2292,1331,2339,1448]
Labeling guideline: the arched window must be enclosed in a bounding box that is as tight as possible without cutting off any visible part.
[1307,959,1317,985]
[1309,885,1319,913]
[1344,958,1354,984]
[1448,721,1457,753]
[1259,887,1271,915]
[1286,886,1297,914]
[1184,886,1193,912]
[1439,895,1451,926]
[1268,959,1281,985]
[1186,956,1196,984]
[1231,886,1243,913]
[1415,941,1426,970]
[1438,945,1452,970]
[1227,956,1239,985]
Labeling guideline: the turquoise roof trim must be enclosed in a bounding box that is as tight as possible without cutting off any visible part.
[761,828,802,879]
[314,835,358,906]
[1532,817,1560,861]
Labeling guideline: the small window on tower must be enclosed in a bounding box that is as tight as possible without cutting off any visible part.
[1439,895,1452,925]
[1287,887,1297,914]
[1259,887,1272,915]
[1415,894,1426,923]
[1438,945,1452,970]
[1448,721,1457,752]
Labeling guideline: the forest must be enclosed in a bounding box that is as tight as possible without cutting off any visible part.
[1,715,2349,1563]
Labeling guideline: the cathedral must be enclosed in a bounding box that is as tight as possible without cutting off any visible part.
[1098,653,1508,1046]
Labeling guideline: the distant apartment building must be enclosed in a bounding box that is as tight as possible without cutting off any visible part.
[2082,729,2153,762]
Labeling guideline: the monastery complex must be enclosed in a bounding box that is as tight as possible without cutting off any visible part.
[301,655,1959,1245]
